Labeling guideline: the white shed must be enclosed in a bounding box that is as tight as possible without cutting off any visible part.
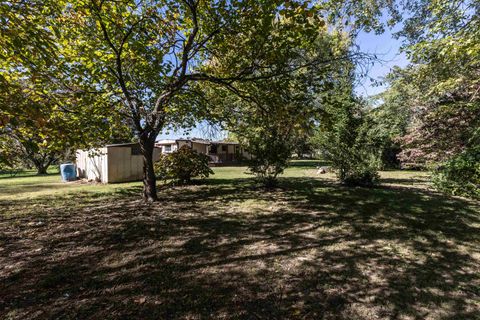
[76,143,161,183]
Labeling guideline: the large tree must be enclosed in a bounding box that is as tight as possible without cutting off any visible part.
[55,0,350,201]
[202,30,355,186]
[0,76,132,174]
[1,1,132,174]
[368,0,479,197]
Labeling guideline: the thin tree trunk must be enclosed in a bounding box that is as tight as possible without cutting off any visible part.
[140,135,158,202]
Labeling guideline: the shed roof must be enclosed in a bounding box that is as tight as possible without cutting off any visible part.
[105,142,139,147]
[103,142,160,149]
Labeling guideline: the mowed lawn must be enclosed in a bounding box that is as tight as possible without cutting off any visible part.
[1,163,479,319]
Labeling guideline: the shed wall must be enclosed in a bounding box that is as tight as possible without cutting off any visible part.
[76,148,108,182]
[107,147,144,183]
[77,146,161,184]
[107,146,162,183]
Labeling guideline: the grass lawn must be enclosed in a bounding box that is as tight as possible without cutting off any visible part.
[1,163,479,319]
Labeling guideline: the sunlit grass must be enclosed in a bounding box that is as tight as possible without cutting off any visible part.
[0,161,431,204]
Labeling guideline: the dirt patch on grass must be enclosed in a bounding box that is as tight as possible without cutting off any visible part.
[1,177,479,319]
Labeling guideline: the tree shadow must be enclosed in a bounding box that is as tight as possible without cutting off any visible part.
[0,182,69,195]
[288,160,331,168]
[1,177,479,319]
[0,172,58,180]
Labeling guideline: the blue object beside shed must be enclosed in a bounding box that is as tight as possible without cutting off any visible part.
[60,163,76,182]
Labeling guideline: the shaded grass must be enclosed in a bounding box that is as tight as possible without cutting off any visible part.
[0,167,478,319]
[0,166,60,179]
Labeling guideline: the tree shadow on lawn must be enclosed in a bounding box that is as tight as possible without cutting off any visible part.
[288,160,331,168]
[0,172,58,180]
[0,182,72,196]
[1,177,479,319]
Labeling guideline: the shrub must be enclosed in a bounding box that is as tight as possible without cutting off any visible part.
[154,146,214,184]
[433,146,480,199]
[0,164,24,177]
[340,163,380,187]
[314,99,381,187]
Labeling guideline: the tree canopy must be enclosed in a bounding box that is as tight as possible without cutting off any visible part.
[1,0,478,199]
[44,0,362,200]
[367,0,480,197]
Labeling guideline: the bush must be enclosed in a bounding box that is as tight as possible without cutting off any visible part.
[245,130,292,188]
[154,146,214,184]
[319,133,381,187]
[433,146,480,199]
[340,163,380,187]
[314,98,381,187]
[0,165,24,177]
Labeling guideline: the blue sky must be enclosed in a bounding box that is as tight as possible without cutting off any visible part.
[354,26,409,97]
[158,25,410,140]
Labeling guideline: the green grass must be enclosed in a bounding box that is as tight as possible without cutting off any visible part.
[0,173,140,203]
[0,165,60,178]
[0,165,479,319]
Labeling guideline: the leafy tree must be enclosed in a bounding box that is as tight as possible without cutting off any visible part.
[154,145,213,185]
[314,0,478,172]
[0,1,61,75]
[243,127,293,188]
[398,96,479,165]
[55,0,349,201]
[313,89,381,187]
[0,136,24,176]
[433,145,480,199]
[0,71,133,174]
[202,27,355,186]
[1,0,133,175]
[0,0,63,116]
[1,133,59,175]
[361,67,416,169]
[371,0,480,197]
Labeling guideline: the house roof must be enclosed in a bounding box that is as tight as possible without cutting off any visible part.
[156,139,177,145]
[190,138,211,144]
[211,141,239,145]
[155,138,240,146]
[105,142,139,147]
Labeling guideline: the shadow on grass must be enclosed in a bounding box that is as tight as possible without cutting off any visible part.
[288,160,330,169]
[0,172,58,180]
[380,177,430,185]
[1,177,479,319]
[0,182,68,195]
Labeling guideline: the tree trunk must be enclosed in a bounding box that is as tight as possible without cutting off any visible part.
[140,136,158,202]
[31,153,55,175]
[36,165,48,175]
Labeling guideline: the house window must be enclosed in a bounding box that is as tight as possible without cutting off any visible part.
[164,145,172,152]
[209,145,217,154]
[222,145,228,152]
[131,145,142,155]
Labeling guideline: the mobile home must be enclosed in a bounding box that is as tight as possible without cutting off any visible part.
[155,138,250,165]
